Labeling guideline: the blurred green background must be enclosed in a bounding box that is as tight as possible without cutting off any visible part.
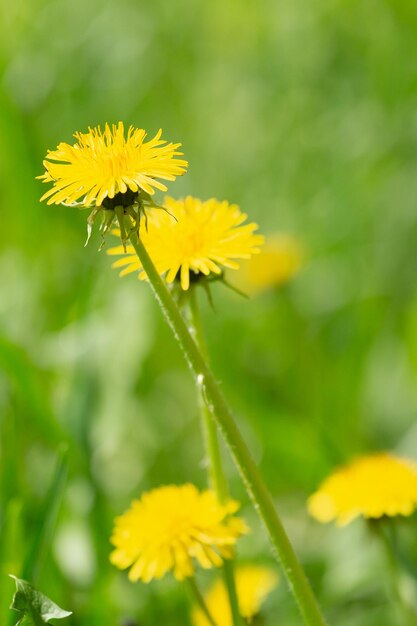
[1,0,417,624]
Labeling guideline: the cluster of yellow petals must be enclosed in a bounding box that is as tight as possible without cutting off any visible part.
[107,195,264,290]
[110,484,248,582]
[38,122,187,207]
[192,565,278,626]
[308,453,417,526]
[234,234,303,295]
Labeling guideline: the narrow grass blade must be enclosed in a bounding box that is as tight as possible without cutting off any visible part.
[21,446,68,584]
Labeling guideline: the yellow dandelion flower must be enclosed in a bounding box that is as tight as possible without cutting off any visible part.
[308,453,417,526]
[38,122,187,208]
[110,484,248,583]
[107,195,264,290]
[192,565,278,626]
[234,234,303,295]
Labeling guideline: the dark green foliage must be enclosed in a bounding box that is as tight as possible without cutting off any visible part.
[9,577,71,625]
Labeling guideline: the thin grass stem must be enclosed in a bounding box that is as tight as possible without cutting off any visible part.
[370,520,417,626]
[185,286,242,626]
[186,577,218,626]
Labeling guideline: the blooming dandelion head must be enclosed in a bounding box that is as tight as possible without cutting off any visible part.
[38,122,187,207]
[192,565,278,626]
[110,484,248,583]
[107,195,264,290]
[37,123,187,244]
[308,453,417,526]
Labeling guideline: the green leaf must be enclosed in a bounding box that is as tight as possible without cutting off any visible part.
[9,577,71,626]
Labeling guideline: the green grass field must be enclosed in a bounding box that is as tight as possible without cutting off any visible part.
[1,1,417,624]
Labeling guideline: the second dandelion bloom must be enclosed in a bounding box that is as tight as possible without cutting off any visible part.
[192,565,278,626]
[233,234,303,295]
[110,484,248,582]
[308,453,417,526]
[107,196,264,290]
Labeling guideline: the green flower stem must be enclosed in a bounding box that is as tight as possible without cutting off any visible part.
[186,577,218,626]
[223,560,242,626]
[370,520,417,626]
[185,286,243,626]
[200,397,228,498]
[128,231,326,626]
[186,287,228,499]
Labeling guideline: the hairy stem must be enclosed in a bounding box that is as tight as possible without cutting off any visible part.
[128,230,326,626]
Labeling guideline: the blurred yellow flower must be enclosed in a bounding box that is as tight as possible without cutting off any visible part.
[308,453,417,526]
[192,565,278,626]
[38,122,187,207]
[234,234,302,295]
[107,196,264,290]
[110,484,248,582]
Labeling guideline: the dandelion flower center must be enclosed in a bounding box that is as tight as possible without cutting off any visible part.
[110,484,248,582]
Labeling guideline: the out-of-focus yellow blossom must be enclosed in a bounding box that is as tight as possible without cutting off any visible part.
[233,234,302,295]
[38,122,187,207]
[107,195,264,290]
[192,565,278,626]
[110,484,248,582]
[308,453,417,526]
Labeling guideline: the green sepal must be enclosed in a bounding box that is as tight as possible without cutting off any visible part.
[98,209,116,250]
[219,276,249,299]
[85,205,102,247]
[114,205,128,250]
[138,190,153,204]
[9,576,71,626]
[100,208,116,237]
[175,272,249,305]
[127,206,141,238]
